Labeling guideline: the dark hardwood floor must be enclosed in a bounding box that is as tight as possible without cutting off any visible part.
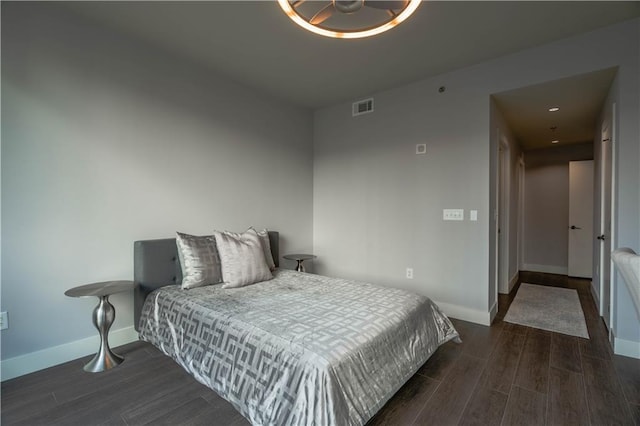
[2,272,639,425]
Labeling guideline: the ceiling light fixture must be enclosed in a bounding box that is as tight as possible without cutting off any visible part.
[551,140,559,144]
[548,107,560,112]
[277,0,422,39]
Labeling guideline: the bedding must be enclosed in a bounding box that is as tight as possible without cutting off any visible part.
[139,269,459,426]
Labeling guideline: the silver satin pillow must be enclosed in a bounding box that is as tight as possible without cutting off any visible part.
[257,228,276,271]
[214,228,273,289]
[176,232,223,289]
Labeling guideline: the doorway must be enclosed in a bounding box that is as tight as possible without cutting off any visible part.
[490,68,617,329]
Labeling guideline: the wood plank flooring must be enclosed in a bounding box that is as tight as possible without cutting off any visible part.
[370,272,639,426]
[2,271,639,425]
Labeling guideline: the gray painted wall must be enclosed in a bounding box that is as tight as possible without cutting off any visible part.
[314,85,491,322]
[314,18,639,338]
[1,3,313,360]
[523,144,594,274]
[612,19,640,347]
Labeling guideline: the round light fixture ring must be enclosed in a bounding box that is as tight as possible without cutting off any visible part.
[277,0,422,39]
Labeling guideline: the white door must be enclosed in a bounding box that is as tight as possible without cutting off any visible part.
[599,110,614,328]
[568,160,594,278]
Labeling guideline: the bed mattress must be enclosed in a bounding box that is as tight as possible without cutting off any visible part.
[139,269,458,425]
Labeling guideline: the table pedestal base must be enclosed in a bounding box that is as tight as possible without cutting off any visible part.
[84,347,124,373]
[84,295,123,373]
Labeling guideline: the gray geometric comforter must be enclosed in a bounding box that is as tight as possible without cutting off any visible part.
[139,269,459,426]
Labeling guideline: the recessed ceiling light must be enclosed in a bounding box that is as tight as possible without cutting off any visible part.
[551,140,559,144]
[549,107,560,112]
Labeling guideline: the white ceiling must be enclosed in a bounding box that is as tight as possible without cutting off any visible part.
[57,1,637,151]
[62,1,640,109]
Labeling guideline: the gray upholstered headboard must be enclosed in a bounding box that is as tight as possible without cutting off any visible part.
[133,231,279,331]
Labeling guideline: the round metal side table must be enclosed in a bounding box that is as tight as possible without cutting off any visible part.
[283,254,317,273]
[65,280,133,373]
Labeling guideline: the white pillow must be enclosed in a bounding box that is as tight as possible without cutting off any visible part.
[175,232,223,289]
[214,228,273,289]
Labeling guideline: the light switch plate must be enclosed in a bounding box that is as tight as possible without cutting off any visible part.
[443,209,464,221]
[470,210,478,221]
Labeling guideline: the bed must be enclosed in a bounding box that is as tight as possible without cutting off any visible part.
[134,231,459,426]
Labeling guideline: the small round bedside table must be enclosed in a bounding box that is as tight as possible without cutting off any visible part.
[283,254,316,273]
[65,280,134,373]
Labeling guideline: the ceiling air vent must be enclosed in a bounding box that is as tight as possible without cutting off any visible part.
[352,98,374,117]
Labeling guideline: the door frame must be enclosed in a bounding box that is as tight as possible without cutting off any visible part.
[498,137,510,294]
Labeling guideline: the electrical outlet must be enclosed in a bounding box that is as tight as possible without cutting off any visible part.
[0,312,8,331]
[443,209,464,221]
[406,268,414,279]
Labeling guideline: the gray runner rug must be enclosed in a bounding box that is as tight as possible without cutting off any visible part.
[503,283,589,338]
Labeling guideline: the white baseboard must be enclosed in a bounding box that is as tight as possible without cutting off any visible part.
[434,300,491,326]
[489,302,498,324]
[522,263,568,275]
[614,337,640,359]
[1,326,139,381]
